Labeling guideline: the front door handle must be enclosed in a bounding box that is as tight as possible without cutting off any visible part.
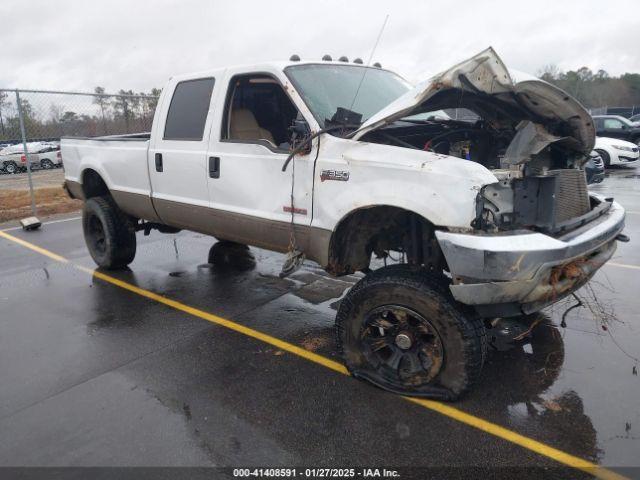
[155,153,163,172]
[209,156,220,178]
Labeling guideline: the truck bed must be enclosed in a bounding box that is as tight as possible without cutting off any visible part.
[61,134,154,219]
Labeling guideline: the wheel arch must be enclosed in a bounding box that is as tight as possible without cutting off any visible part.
[594,147,612,166]
[81,168,111,199]
[326,205,445,276]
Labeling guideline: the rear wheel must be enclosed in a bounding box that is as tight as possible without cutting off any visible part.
[336,264,486,400]
[4,161,17,174]
[208,240,256,270]
[82,196,136,269]
[596,149,610,167]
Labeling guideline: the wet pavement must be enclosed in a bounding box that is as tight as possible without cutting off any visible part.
[0,165,639,478]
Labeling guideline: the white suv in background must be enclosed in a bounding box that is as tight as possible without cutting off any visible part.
[594,137,639,166]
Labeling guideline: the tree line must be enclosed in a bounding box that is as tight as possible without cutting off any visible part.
[0,87,162,142]
[538,65,640,110]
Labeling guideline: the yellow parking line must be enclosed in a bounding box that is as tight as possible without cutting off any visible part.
[0,229,627,480]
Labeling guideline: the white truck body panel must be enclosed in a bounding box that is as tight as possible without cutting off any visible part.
[311,136,497,231]
[62,138,152,197]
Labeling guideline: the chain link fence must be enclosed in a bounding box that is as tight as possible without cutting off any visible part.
[0,89,158,145]
[588,106,640,118]
[0,89,158,223]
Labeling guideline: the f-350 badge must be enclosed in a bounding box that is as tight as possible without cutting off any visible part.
[320,170,350,182]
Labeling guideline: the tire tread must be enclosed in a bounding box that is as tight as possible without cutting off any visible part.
[335,264,486,400]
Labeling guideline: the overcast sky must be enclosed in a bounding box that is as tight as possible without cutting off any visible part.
[1,0,638,93]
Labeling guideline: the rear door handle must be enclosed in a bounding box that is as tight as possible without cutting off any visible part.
[155,153,163,172]
[209,156,220,178]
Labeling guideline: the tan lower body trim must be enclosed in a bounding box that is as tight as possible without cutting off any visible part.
[65,183,331,267]
[151,198,331,267]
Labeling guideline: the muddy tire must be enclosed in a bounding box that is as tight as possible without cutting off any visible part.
[336,264,486,400]
[82,195,136,269]
[208,240,256,270]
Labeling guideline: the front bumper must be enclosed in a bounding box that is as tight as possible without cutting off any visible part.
[435,199,625,317]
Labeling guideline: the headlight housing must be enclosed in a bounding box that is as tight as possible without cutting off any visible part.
[613,144,634,152]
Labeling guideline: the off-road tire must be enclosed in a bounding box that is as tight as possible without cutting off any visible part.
[336,264,487,400]
[82,195,136,269]
[208,240,256,270]
[595,149,610,167]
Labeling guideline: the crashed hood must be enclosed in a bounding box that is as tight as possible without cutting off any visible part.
[351,47,595,154]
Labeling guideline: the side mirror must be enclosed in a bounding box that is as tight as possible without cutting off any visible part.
[289,119,311,154]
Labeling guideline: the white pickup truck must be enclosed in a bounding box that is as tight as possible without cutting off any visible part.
[63,48,627,400]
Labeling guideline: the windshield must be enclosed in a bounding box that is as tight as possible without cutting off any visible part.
[285,64,410,128]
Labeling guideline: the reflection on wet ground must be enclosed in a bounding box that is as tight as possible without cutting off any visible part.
[0,166,638,473]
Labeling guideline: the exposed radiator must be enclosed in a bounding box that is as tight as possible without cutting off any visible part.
[546,169,590,223]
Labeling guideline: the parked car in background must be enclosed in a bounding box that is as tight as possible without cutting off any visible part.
[0,151,40,174]
[36,149,62,169]
[593,115,640,145]
[33,143,62,169]
[594,136,640,166]
[0,141,62,172]
[585,151,605,184]
[628,113,640,124]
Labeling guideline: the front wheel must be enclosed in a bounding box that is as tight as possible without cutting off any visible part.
[82,196,137,269]
[336,265,486,400]
[40,159,54,169]
[595,149,610,167]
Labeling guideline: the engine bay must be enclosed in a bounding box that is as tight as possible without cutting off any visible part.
[359,108,598,235]
[361,114,587,174]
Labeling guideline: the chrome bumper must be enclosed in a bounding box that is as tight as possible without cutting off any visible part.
[435,199,626,317]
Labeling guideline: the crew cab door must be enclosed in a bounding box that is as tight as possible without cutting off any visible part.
[204,70,316,252]
[148,75,219,229]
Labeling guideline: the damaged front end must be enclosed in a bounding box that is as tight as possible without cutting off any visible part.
[435,204,624,317]
[352,47,627,317]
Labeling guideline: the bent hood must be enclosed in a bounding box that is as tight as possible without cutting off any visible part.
[351,47,595,155]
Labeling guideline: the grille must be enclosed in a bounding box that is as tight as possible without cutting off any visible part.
[547,169,590,223]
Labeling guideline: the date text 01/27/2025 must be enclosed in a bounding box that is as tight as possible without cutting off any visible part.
[232,468,400,478]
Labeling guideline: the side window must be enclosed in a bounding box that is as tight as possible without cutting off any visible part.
[164,78,215,141]
[594,118,604,129]
[603,118,623,130]
[222,75,299,150]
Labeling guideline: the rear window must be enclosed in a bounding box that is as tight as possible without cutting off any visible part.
[163,78,215,140]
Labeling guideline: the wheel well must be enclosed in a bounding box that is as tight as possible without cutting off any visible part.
[327,206,445,276]
[82,169,109,199]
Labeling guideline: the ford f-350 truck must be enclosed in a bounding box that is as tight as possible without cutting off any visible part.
[62,48,627,400]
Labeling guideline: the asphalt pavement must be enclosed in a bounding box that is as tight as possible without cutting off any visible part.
[0,166,639,479]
